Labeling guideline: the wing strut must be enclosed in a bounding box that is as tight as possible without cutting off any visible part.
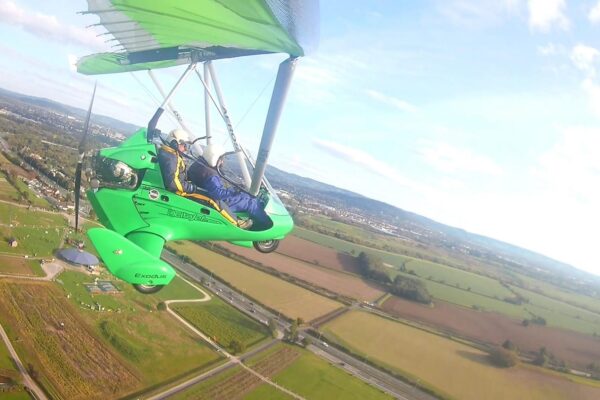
[250,57,297,195]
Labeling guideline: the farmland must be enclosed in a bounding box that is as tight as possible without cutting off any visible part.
[0,255,43,276]
[220,242,384,302]
[169,241,343,322]
[324,310,600,400]
[0,281,140,400]
[171,345,301,400]
[171,296,269,352]
[0,173,20,203]
[57,270,222,384]
[382,295,600,370]
[246,343,394,400]
[278,235,360,274]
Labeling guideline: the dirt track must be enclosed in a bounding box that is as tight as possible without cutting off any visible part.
[382,295,600,370]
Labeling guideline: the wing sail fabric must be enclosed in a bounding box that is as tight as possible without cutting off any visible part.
[78,0,318,75]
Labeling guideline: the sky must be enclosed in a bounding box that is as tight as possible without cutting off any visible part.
[0,0,599,275]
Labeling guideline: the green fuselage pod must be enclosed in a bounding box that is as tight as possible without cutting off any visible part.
[86,128,293,286]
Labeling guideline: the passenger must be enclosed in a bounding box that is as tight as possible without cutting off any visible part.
[188,144,271,230]
[157,129,250,229]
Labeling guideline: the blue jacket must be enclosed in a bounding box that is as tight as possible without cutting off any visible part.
[157,145,196,194]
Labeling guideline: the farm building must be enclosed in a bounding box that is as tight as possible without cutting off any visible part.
[7,239,17,248]
[58,247,98,268]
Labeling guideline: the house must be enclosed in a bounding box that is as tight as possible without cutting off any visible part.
[8,239,17,248]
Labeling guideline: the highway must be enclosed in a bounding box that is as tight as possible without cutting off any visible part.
[162,250,439,400]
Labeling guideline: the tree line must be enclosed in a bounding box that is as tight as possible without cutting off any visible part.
[356,251,431,304]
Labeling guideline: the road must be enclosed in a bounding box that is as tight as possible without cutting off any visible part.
[0,323,47,400]
[163,250,439,400]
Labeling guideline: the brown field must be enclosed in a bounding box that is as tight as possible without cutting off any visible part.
[169,241,343,322]
[325,310,600,400]
[278,235,360,274]
[382,295,600,370]
[220,242,384,302]
[0,281,140,399]
[0,255,38,275]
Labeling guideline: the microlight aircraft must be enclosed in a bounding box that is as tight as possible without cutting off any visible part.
[74,0,319,293]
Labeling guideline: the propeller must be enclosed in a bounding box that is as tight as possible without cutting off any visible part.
[74,82,97,231]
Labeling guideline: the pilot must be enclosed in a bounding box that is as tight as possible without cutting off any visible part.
[188,143,271,230]
[157,129,251,229]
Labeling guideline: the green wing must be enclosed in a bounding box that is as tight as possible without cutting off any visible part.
[78,0,318,75]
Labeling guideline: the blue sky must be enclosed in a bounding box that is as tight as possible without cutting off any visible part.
[1,0,600,275]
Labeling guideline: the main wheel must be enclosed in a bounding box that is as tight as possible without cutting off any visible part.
[133,284,164,294]
[253,239,280,253]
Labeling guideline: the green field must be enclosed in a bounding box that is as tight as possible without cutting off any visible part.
[513,272,600,315]
[172,296,269,352]
[0,255,44,276]
[246,344,393,400]
[323,310,600,400]
[173,342,392,400]
[0,202,67,257]
[0,173,20,202]
[169,241,343,322]
[57,269,222,385]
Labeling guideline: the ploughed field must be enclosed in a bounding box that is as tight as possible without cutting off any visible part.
[0,281,140,400]
[382,295,600,371]
[324,310,600,400]
[219,242,384,302]
[277,235,361,274]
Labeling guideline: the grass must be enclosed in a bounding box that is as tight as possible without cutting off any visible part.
[0,338,16,371]
[0,255,44,276]
[56,269,223,385]
[247,343,394,400]
[0,173,20,203]
[169,241,343,322]
[171,296,269,352]
[323,310,600,400]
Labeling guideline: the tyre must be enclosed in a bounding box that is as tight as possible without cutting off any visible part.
[253,239,279,253]
[133,284,164,294]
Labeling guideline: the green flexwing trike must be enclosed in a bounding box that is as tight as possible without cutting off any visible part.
[74,0,319,294]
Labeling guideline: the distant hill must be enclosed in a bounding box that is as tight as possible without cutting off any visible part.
[265,165,599,287]
[0,87,140,134]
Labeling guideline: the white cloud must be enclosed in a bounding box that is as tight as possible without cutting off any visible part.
[537,43,565,56]
[418,141,504,176]
[313,139,415,187]
[570,44,600,78]
[581,79,600,118]
[590,1,600,23]
[527,0,569,32]
[366,90,418,113]
[0,0,106,51]
[533,126,600,204]
[437,0,521,27]
[569,44,600,117]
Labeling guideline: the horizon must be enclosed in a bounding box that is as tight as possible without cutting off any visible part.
[0,1,599,275]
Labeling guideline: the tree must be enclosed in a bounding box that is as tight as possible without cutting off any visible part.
[288,320,299,342]
[534,347,549,367]
[488,347,518,368]
[268,318,278,338]
[502,340,517,352]
[230,339,245,354]
[156,302,166,311]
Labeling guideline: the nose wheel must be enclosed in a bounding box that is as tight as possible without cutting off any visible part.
[253,239,279,253]
[133,284,164,294]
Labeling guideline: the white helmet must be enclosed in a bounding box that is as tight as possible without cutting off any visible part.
[203,143,225,167]
[167,129,190,146]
